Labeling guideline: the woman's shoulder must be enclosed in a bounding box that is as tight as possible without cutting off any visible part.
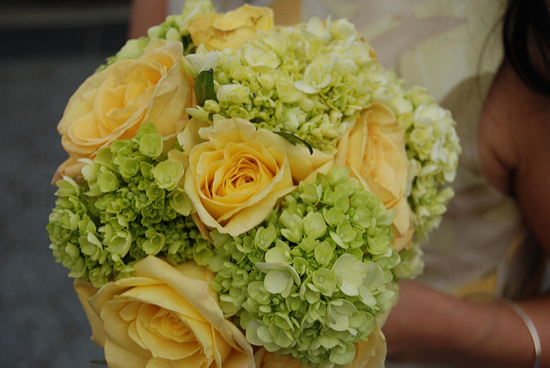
[478,61,550,252]
[478,62,550,193]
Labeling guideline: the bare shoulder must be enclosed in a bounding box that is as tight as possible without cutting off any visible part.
[478,61,550,251]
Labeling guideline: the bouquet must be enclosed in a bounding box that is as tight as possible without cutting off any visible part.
[47,0,461,366]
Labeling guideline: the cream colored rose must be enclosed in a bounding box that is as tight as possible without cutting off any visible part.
[188,4,274,51]
[54,39,193,181]
[180,118,332,236]
[74,256,254,368]
[335,103,413,250]
[254,326,386,368]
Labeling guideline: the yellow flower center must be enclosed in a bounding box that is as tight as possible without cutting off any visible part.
[200,141,279,219]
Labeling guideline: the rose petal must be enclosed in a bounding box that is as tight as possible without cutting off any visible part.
[74,280,105,347]
[56,40,191,178]
[183,118,332,236]
[79,258,254,367]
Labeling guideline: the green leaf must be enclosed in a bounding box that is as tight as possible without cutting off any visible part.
[275,131,313,154]
[90,360,107,365]
[194,69,215,106]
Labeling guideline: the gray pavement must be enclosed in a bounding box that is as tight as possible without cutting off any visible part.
[0,4,129,367]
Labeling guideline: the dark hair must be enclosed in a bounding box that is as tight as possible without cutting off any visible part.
[503,0,550,95]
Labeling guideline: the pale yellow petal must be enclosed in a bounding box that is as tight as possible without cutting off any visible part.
[222,323,256,368]
[218,186,296,236]
[189,6,272,51]
[57,71,108,135]
[86,258,255,367]
[185,118,302,235]
[104,337,150,368]
[73,280,105,347]
[100,299,152,357]
[348,326,386,368]
[145,49,192,137]
[255,127,333,182]
[135,258,254,363]
[52,158,85,184]
[56,40,191,179]
[134,257,231,327]
[391,197,413,237]
[390,197,415,251]
[177,118,210,153]
[346,119,368,174]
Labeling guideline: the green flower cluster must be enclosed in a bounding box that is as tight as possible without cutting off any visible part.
[395,86,461,240]
[195,166,398,367]
[47,123,202,287]
[189,17,384,154]
[392,242,424,280]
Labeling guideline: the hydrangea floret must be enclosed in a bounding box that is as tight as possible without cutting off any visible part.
[194,165,399,367]
[47,123,205,287]
[398,86,461,239]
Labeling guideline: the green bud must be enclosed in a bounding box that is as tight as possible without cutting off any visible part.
[152,160,184,191]
[139,133,163,159]
[314,241,333,266]
[265,240,292,264]
[119,157,140,180]
[329,343,356,365]
[254,225,277,251]
[311,268,337,297]
[97,172,119,193]
[55,178,80,197]
[323,207,346,227]
[169,188,193,216]
[95,147,114,166]
[142,231,165,255]
[303,212,327,240]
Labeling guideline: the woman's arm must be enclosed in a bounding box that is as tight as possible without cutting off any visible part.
[479,58,550,365]
[384,281,548,367]
[384,59,550,368]
[129,0,168,39]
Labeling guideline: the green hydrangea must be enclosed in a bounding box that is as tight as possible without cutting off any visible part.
[393,86,461,241]
[188,17,381,154]
[194,166,399,367]
[47,123,204,287]
[392,242,424,280]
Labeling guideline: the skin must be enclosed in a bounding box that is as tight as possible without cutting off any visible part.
[383,61,550,367]
[129,0,167,38]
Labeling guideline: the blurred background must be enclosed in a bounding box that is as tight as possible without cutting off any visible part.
[0,1,131,366]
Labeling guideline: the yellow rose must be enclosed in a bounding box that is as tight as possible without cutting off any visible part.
[254,326,386,368]
[74,256,254,368]
[335,103,414,250]
[54,39,193,181]
[188,4,274,51]
[180,118,332,236]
